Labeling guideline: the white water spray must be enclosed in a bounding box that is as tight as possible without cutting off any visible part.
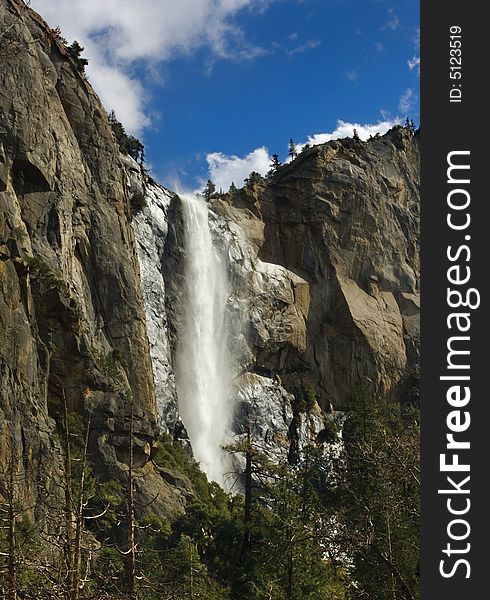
[176,194,233,487]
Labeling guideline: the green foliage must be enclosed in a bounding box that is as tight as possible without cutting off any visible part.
[139,532,231,600]
[153,433,228,507]
[67,40,89,73]
[228,181,237,193]
[127,135,145,164]
[292,382,317,414]
[197,441,353,600]
[288,138,298,160]
[87,433,235,599]
[404,117,416,135]
[108,110,129,153]
[108,110,145,164]
[24,255,68,294]
[91,348,133,401]
[92,546,127,596]
[61,412,125,535]
[202,179,216,201]
[267,153,282,177]
[249,462,351,599]
[92,347,123,381]
[244,171,263,187]
[154,433,191,473]
[317,416,339,444]
[89,479,125,538]
[340,390,420,599]
[1,383,418,599]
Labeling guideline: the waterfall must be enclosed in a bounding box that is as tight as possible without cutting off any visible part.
[176,194,233,488]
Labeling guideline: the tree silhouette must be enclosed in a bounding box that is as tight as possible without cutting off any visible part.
[288,138,298,160]
[267,153,281,177]
[67,41,89,74]
[405,117,416,135]
[202,180,216,201]
[244,172,262,187]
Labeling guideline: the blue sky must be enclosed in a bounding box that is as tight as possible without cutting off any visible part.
[31,0,419,190]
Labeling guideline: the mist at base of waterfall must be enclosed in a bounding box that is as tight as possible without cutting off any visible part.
[175,193,234,489]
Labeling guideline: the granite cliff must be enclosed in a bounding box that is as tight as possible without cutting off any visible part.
[131,127,419,466]
[0,0,189,520]
[0,0,419,522]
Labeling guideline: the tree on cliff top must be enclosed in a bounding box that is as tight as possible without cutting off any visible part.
[267,153,282,177]
[244,171,263,187]
[404,117,416,135]
[67,41,89,74]
[202,179,216,201]
[108,111,145,165]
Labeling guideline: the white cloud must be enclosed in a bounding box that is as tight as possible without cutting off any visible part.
[31,0,274,133]
[398,88,416,114]
[289,39,321,56]
[204,147,271,191]
[408,56,420,73]
[88,58,150,132]
[301,118,400,147]
[203,118,400,190]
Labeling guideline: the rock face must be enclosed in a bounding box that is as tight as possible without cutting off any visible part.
[0,0,419,522]
[219,129,420,412]
[134,128,419,465]
[0,0,185,517]
[124,156,180,433]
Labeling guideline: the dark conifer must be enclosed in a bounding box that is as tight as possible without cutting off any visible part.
[202,179,216,201]
[288,138,298,160]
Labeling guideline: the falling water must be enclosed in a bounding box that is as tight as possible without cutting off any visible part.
[176,194,232,488]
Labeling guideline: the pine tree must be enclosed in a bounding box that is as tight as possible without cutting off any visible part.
[108,111,145,163]
[405,117,416,135]
[270,153,281,171]
[244,172,262,187]
[267,153,281,177]
[288,138,298,160]
[228,181,237,193]
[202,180,216,201]
[223,429,350,599]
[127,136,145,166]
[340,389,420,600]
[67,41,89,74]
[108,111,129,154]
